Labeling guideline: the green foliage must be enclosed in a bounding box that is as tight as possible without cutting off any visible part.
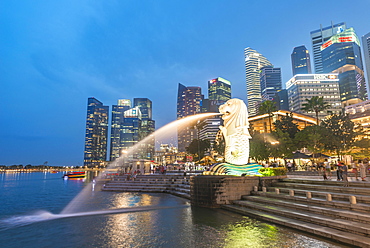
[320,113,358,157]
[273,112,299,139]
[249,133,270,162]
[186,139,211,160]
[302,96,331,125]
[258,167,287,176]
[258,100,277,132]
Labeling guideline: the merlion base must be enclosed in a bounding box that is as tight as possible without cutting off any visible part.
[204,163,262,176]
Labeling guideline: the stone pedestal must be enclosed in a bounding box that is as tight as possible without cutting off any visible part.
[190,175,259,208]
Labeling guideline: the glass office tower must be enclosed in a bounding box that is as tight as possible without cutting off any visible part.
[244,47,273,116]
[310,22,346,73]
[362,32,370,98]
[291,45,312,75]
[260,66,282,102]
[207,77,231,112]
[133,98,155,160]
[177,83,202,152]
[321,27,367,102]
[84,97,109,167]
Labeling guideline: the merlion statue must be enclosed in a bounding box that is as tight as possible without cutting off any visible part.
[219,98,251,165]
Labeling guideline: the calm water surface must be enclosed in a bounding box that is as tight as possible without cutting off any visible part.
[0,172,347,248]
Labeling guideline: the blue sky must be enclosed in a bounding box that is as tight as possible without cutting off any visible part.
[1,0,370,166]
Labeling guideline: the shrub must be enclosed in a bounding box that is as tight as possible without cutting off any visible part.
[258,167,287,177]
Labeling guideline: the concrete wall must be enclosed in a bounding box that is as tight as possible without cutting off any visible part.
[190,176,260,208]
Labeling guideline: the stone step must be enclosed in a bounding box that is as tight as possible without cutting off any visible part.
[244,195,370,225]
[282,178,370,188]
[250,191,370,214]
[273,182,370,195]
[221,205,370,248]
[232,199,370,237]
[268,187,370,204]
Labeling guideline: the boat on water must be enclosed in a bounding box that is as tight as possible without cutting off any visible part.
[63,171,86,179]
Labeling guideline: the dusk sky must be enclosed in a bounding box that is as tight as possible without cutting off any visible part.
[1,0,370,166]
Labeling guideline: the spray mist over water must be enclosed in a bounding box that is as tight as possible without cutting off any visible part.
[0,113,218,229]
[61,112,219,214]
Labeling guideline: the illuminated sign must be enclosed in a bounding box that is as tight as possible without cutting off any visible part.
[313,74,337,80]
[321,40,332,49]
[328,75,337,79]
[338,36,353,42]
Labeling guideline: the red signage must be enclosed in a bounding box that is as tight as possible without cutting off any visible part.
[321,40,332,49]
[338,36,353,43]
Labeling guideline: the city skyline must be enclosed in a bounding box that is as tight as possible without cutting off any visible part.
[1,0,370,165]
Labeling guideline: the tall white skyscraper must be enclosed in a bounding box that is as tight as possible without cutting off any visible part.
[310,22,346,73]
[362,32,370,99]
[244,47,273,116]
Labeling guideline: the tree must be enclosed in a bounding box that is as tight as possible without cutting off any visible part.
[273,112,300,139]
[258,100,277,132]
[302,96,331,125]
[249,133,270,162]
[186,139,211,160]
[320,113,358,158]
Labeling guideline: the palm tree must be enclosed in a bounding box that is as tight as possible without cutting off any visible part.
[258,100,277,132]
[302,96,331,125]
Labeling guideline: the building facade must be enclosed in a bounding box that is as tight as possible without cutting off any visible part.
[177,83,202,152]
[291,45,312,75]
[110,98,155,162]
[286,74,342,120]
[244,47,273,116]
[362,32,370,97]
[84,97,109,167]
[310,22,346,73]
[110,99,131,161]
[260,66,282,102]
[321,27,367,102]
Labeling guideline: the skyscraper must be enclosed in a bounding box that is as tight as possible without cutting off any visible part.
[291,45,312,75]
[244,47,273,116]
[110,98,155,161]
[286,74,342,120]
[362,32,370,97]
[84,97,109,167]
[260,66,282,101]
[321,27,367,102]
[177,83,202,152]
[133,98,155,160]
[310,22,346,73]
[207,77,231,112]
[110,99,131,161]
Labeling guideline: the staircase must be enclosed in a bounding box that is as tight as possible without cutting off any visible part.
[102,174,191,199]
[222,178,370,248]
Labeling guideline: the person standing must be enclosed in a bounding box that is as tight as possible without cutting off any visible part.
[359,159,367,181]
[351,160,359,180]
[337,162,343,181]
[324,159,331,179]
[342,163,349,187]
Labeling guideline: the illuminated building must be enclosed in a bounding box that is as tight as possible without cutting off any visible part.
[310,22,346,73]
[133,98,155,160]
[110,98,155,161]
[286,74,342,120]
[208,77,231,102]
[321,27,367,102]
[84,97,109,167]
[260,66,282,101]
[177,83,202,152]
[248,110,316,134]
[244,47,273,116]
[110,99,131,161]
[291,45,312,75]
[345,99,370,138]
[362,32,370,97]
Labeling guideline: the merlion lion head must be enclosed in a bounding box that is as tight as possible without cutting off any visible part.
[219,99,249,129]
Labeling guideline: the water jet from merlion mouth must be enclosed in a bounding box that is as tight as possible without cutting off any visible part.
[61,112,220,214]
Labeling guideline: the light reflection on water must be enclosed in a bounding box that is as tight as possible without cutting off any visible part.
[0,172,348,248]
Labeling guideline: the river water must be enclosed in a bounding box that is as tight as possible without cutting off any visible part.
[0,172,347,248]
